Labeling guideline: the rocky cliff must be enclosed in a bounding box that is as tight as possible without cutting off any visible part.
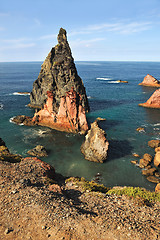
[139,88,160,109]
[29,28,89,113]
[139,74,160,87]
[28,28,89,133]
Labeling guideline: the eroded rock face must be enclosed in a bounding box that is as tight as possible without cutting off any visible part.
[139,89,160,109]
[139,74,160,87]
[29,28,89,113]
[80,119,109,163]
[32,87,88,134]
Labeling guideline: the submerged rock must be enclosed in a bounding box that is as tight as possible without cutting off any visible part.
[28,28,89,134]
[11,115,35,126]
[139,88,160,109]
[148,140,160,149]
[27,145,48,157]
[80,119,109,163]
[139,74,160,87]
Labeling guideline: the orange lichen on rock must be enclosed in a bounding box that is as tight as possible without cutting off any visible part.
[139,88,160,109]
[32,87,88,134]
[139,74,160,87]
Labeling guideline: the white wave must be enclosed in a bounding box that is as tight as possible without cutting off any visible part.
[12,92,30,96]
[108,81,120,84]
[87,96,92,99]
[153,123,160,126]
[96,77,112,81]
[9,116,16,124]
[0,103,4,110]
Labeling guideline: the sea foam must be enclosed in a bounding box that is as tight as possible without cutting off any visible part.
[96,77,112,81]
[12,92,30,96]
[0,103,4,110]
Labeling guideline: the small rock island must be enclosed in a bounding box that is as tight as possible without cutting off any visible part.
[139,88,160,109]
[139,74,160,87]
[14,28,89,134]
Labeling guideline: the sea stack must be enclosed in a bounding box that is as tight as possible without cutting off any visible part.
[139,74,160,87]
[139,88,160,109]
[29,28,89,134]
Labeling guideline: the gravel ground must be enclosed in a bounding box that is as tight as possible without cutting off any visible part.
[0,158,160,240]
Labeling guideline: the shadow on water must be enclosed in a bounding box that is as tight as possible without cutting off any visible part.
[88,98,142,113]
[144,108,160,123]
[107,139,133,161]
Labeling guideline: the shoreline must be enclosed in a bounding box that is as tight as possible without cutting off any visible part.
[0,156,160,240]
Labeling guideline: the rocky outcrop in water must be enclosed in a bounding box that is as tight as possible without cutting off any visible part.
[28,28,89,133]
[139,74,160,87]
[80,119,109,163]
[27,145,48,157]
[139,88,160,109]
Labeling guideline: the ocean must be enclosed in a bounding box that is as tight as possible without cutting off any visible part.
[0,61,160,191]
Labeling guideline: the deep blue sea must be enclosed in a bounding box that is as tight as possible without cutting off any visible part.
[0,61,160,191]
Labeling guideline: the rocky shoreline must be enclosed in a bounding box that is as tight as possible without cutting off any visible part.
[0,139,160,240]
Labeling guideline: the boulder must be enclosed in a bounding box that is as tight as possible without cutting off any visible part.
[155,147,160,152]
[155,183,160,193]
[146,176,160,184]
[28,28,89,134]
[136,127,145,132]
[139,89,160,109]
[142,167,157,176]
[138,74,160,87]
[139,154,152,168]
[80,120,109,163]
[27,145,48,157]
[154,151,160,167]
[148,140,160,148]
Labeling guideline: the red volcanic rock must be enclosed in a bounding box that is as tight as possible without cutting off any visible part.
[32,87,88,134]
[139,88,160,109]
[139,74,160,87]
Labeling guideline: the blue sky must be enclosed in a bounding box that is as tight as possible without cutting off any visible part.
[1,0,160,62]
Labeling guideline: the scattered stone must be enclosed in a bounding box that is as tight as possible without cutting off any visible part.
[155,172,160,178]
[143,153,152,162]
[130,160,138,165]
[136,127,145,132]
[148,140,160,148]
[154,151,160,167]
[146,176,160,184]
[81,120,109,163]
[132,153,140,158]
[4,227,13,234]
[48,184,62,194]
[142,168,157,176]
[27,145,48,157]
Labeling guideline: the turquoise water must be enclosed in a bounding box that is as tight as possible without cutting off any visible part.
[0,61,160,191]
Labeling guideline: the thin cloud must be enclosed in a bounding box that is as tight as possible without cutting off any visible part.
[70,38,105,48]
[70,21,152,36]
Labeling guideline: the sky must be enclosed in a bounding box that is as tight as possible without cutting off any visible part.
[1,0,160,62]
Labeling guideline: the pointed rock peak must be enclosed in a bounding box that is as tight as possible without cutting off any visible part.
[57,28,67,43]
